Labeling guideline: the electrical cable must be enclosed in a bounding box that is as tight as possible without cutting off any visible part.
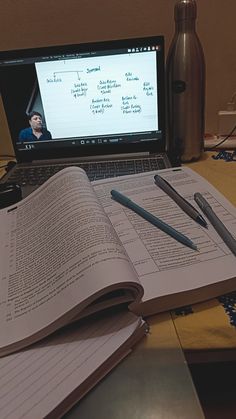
[206,91,236,151]
[0,161,16,171]
[206,122,236,150]
[0,154,16,159]
[0,156,16,170]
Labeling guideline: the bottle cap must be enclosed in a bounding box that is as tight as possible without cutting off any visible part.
[175,0,197,21]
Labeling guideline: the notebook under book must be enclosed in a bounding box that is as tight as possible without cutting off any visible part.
[0,36,178,197]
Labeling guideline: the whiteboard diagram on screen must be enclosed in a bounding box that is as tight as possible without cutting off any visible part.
[35,52,158,139]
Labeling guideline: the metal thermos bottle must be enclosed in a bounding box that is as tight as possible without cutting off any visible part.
[166,0,205,162]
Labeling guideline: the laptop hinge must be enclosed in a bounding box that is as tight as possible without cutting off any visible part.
[30,152,152,164]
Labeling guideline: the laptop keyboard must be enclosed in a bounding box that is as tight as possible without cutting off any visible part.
[7,157,168,186]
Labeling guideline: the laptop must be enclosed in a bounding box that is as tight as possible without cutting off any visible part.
[0,36,178,198]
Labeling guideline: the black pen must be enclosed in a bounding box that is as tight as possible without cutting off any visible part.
[194,192,236,256]
[154,174,208,228]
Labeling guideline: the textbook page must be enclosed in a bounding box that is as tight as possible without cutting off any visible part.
[0,311,145,419]
[0,167,142,356]
[93,167,236,315]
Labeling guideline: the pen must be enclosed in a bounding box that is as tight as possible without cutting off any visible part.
[154,174,208,228]
[111,189,198,251]
[194,192,236,256]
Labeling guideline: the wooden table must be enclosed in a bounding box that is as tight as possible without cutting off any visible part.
[173,151,236,363]
[1,151,235,415]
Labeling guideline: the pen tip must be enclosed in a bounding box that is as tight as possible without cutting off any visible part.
[197,215,208,228]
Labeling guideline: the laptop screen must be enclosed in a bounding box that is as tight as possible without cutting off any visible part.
[0,36,166,161]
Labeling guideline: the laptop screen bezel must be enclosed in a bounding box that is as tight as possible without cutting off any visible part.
[0,36,166,162]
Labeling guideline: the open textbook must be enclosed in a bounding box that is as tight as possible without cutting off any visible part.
[0,166,236,417]
[1,165,236,359]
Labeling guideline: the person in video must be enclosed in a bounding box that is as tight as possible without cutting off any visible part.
[19,111,52,141]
